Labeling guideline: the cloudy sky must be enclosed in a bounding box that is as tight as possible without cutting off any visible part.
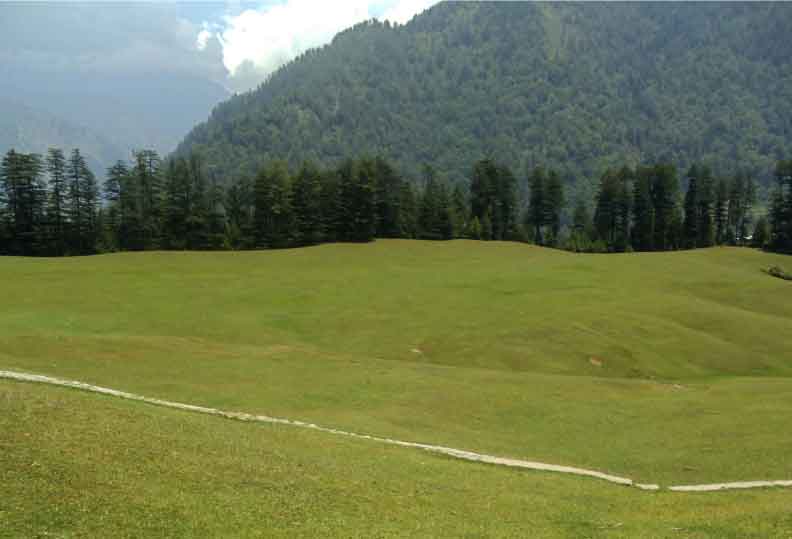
[1,0,440,94]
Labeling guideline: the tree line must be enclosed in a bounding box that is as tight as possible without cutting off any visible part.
[1,146,791,256]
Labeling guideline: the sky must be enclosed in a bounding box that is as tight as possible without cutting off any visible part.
[0,0,441,94]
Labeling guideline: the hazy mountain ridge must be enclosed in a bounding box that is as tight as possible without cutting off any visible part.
[0,68,229,173]
[177,2,792,185]
[0,99,124,173]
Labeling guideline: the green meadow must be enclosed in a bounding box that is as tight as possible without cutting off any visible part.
[2,240,792,537]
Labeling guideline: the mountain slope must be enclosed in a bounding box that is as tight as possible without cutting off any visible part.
[177,2,792,184]
[0,99,124,173]
[1,68,229,173]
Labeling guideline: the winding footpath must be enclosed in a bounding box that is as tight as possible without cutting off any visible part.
[2,369,790,493]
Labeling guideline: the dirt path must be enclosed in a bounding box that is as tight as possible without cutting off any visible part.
[1,369,789,493]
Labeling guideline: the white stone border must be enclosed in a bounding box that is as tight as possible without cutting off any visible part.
[2,370,790,493]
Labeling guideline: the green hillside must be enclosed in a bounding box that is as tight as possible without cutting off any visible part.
[4,379,792,539]
[2,242,792,537]
[2,241,792,484]
[177,2,792,184]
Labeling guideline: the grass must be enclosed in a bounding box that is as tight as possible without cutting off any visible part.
[3,380,792,539]
[2,240,792,536]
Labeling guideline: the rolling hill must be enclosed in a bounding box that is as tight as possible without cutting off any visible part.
[177,2,792,185]
[2,241,792,536]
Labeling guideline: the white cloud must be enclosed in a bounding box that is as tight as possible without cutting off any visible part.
[198,0,440,91]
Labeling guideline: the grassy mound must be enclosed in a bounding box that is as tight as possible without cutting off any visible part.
[2,240,792,535]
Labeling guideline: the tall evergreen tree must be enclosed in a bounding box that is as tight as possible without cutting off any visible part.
[103,160,128,252]
[224,177,255,249]
[254,160,294,248]
[594,169,619,249]
[292,161,324,246]
[696,165,715,248]
[46,148,68,255]
[714,177,729,246]
[683,165,699,249]
[769,160,792,252]
[650,164,680,251]
[419,165,441,239]
[133,150,164,250]
[570,197,593,252]
[632,167,655,251]
[344,158,377,243]
[526,166,546,244]
[543,170,564,246]
[1,150,46,255]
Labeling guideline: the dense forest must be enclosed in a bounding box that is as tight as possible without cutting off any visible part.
[2,146,791,257]
[178,2,792,187]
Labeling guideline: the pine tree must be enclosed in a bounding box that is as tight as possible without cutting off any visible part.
[103,160,128,252]
[632,167,654,251]
[714,177,729,245]
[481,210,493,241]
[119,161,143,251]
[436,179,455,240]
[206,170,226,250]
[696,166,714,248]
[471,159,496,226]
[451,184,468,238]
[320,169,343,242]
[769,160,792,252]
[1,151,46,255]
[133,150,164,250]
[594,169,619,249]
[67,149,89,254]
[346,158,377,243]
[419,165,440,239]
[752,215,770,248]
[224,177,255,249]
[373,157,406,239]
[46,148,68,255]
[614,166,633,251]
[650,164,680,251]
[571,197,593,252]
[185,153,210,249]
[254,160,293,248]
[398,181,418,238]
[292,161,324,245]
[543,170,564,246]
[683,165,699,249]
[527,167,546,244]
[164,158,190,250]
[493,164,518,240]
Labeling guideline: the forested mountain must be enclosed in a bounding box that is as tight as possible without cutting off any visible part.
[177,2,792,187]
[0,69,229,172]
[0,99,124,174]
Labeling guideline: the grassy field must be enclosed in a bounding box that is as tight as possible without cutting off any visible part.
[2,240,792,536]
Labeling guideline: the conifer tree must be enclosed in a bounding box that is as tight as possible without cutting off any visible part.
[254,160,294,248]
[451,183,468,238]
[696,166,715,248]
[714,177,729,245]
[103,160,128,252]
[46,148,68,255]
[292,161,324,245]
[632,167,654,251]
[527,166,546,244]
[571,197,593,252]
[543,170,564,246]
[683,165,699,248]
[650,164,679,251]
[346,158,377,243]
[224,177,255,249]
[133,150,164,250]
